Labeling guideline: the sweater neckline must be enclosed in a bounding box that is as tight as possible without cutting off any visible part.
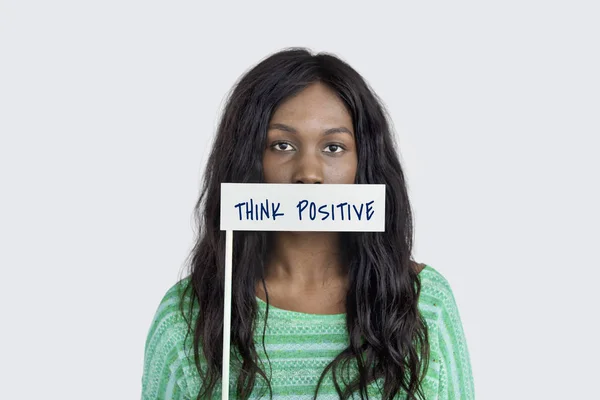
[255,295,346,319]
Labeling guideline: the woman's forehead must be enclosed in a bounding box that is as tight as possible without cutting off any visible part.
[270,83,353,128]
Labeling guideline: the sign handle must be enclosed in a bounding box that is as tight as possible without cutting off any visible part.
[222,229,233,399]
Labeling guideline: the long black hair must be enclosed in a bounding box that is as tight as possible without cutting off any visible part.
[179,47,430,399]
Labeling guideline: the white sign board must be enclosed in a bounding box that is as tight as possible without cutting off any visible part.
[220,183,385,232]
[218,182,385,399]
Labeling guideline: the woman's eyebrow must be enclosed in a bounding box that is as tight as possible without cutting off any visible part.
[268,123,353,136]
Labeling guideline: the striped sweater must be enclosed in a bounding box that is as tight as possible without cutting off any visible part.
[141,264,475,399]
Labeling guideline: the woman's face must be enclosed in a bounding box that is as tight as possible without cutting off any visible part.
[262,82,358,184]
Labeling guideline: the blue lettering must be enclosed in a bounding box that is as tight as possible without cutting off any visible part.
[234,202,245,220]
[272,202,284,220]
[260,199,269,220]
[318,204,329,220]
[366,200,374,220]
[352,204,364,220]
[235,199,375,222]
[296,200,308,220]
[336,202,347,220]
[246,198,254,220]
[235,199,284,221]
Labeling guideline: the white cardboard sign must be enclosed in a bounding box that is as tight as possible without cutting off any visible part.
[220,183,386,232]
[218,182,385,399]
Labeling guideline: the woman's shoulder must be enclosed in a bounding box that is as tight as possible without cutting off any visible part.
[416,263,475,398]
[142,276,196,398]
[153,276,193,314]
[145,276,193,341]
[416,263,453,292]
[414,263,464,319]
[143,276,196,356]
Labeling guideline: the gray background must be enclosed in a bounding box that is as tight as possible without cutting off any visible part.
[1,1,598,398]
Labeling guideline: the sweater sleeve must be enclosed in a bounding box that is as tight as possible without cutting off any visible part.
[141,282,191,400]
[437,277,475,400]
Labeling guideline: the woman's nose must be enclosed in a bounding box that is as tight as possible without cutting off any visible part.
[292,152,323,184]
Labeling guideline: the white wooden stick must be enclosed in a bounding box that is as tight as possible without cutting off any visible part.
[222,230,233,399]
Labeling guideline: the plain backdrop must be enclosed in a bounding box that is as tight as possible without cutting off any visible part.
[1,1,598,399]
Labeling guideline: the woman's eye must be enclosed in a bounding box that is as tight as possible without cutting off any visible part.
[324,144,344,153]
[272,142,294,151]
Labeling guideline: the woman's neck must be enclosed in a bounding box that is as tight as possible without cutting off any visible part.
[264,231,347,290]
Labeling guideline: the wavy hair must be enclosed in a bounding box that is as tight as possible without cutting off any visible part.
[179,47,430,400]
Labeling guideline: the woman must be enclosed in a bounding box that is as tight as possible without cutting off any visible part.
[141,48,474,399]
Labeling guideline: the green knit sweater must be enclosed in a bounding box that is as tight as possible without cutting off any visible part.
[141,264,474,399]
